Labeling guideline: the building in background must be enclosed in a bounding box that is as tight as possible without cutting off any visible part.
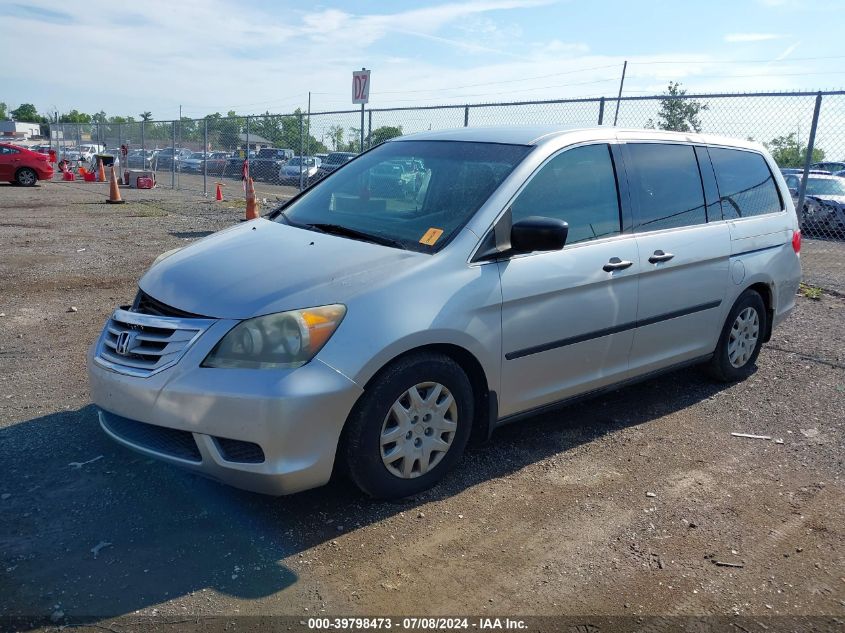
[0,121,44,140]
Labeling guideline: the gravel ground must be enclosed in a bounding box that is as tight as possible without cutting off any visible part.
[1,180,844,629]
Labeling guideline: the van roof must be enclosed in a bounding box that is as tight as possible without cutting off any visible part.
[393,126,764,152]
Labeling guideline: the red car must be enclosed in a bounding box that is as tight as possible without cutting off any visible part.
[0,143,54,186]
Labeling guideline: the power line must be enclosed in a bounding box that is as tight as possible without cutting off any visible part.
[375,63,622,94]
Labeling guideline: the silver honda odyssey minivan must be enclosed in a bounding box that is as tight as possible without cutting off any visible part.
[88,126,802,499]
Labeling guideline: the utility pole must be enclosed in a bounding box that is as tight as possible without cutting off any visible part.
[307,91,311,159]
[613,61,627,126]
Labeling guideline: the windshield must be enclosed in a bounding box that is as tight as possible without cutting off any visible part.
[190,152,204,159]
[276,140,532,253]
[288,157,316,167]
[807,177,845,196]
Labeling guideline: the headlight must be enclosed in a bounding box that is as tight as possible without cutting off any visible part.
[202,304,346,369]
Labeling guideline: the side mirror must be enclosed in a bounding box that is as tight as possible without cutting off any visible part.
[510,216,569,254]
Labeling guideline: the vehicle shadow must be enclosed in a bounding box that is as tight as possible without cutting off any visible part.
[0,364,732,622]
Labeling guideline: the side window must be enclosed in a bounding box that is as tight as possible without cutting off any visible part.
[626,143,706,231]
[709,147,783,219]
[510,144,621,244]
[785,174,799,190]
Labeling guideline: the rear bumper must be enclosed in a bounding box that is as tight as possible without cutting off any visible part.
[88,337,364,495]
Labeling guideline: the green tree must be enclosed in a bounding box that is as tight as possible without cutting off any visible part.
[11,103,45,123]
[367,125,403,146]
[0,102,7,120]
[60,110,92,124]
[140,111,153,122]
[326,124,345,151]
[764,132,825,168]
[645,82,708,133]
[91,110,108,124]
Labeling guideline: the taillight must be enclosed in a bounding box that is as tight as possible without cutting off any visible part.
[792,230,801,254]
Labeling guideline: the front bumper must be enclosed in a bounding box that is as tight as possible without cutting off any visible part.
[87,324,363,495]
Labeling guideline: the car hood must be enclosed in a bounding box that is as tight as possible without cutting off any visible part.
[139,219,423,320]
[808,194,845,205]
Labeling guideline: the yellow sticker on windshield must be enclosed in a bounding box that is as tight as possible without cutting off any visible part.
[419,228,444,246]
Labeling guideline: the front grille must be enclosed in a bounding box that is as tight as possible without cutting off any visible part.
[101,411,201,462]
[95,307,215,378]
[214,437,265,463]
[133,290,207,319]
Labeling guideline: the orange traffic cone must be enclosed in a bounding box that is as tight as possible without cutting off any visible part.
[245,177,259,220]
[215,182,223,201]
[106,166,125,204]
[97,158,106,183]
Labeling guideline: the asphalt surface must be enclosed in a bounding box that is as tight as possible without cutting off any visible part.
[1,179,843,631]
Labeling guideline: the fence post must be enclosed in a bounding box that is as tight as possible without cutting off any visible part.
[797,92,824,218]
[299,113,305,191]
[245,116,250,180]
[171,121,176,189]
[203,118,208,197]
[368,110,373,149]
[141,121,145,166]
[598,97,605,125]
[464,105,469,127]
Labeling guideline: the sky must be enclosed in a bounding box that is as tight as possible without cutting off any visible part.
[2,0,845,120]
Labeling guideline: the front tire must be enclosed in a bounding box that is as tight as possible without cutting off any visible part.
[16,168,37,187]
[344,352,474,499]
[708,290,766,382]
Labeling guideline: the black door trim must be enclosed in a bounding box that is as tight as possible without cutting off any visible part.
[505,300,722,360]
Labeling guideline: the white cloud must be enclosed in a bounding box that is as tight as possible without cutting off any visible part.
[723,33,783,43]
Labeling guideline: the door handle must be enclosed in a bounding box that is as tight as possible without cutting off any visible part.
[603,257,634,272]
[648,250,675,264]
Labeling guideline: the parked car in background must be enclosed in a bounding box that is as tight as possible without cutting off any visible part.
[224,151,256,179]
[204,152,230,176]
[783,172,845,235]
[29,144,51,155]
[278,156,321,185]
[59,148,78,161]
[77,144,105,161]
[155,148,193,171]
[88,127,802,499]
[126,149,157,169]
[0,143,54,185]
[810,161,845,173]
[181,152,208,173]
[780,167,830,176]
[251,148,295,182]
[313,151,356,182]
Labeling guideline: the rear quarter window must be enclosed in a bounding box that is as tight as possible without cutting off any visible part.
[709,147,782,219]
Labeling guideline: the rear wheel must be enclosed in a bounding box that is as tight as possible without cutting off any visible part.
[707,290,766,382]
[344,352,474,499]
[16,168,37,187]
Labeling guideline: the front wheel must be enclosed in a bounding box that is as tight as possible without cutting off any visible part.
[16,168,38,187]
[343,352,474,499]
[707,290,766,382]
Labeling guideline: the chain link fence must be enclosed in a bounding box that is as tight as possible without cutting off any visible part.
[49,90,845,289]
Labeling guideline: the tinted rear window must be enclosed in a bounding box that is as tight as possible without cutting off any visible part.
[627,143,707,231]
[709,148,782,219]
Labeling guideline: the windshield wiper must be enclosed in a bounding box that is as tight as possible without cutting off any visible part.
[305,223,406,249]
